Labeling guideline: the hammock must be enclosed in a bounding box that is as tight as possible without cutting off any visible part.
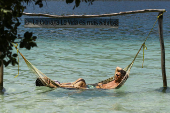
[13,40,144,89]
[15,42,133,89]
[17,50,60,88]
[13,13,163,89]
[92,12,164,89]
[15,39,139,89]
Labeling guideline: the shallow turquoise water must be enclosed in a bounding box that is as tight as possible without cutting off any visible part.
[1,1,170,113]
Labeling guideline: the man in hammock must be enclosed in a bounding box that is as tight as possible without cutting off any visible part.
[36,67,126,89]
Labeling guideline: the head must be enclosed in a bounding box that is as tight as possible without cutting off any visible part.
[35,78,45,86]
[114,69,126,82]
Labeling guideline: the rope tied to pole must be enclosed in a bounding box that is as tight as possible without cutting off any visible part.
[129,11,165,70]
[142,43,147,68]
[90,11,166,87]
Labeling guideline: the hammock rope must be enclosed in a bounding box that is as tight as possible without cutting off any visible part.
[96,12,165,88]
[12,43,59,87]
[12,43,20,78]
[12,12,164,89]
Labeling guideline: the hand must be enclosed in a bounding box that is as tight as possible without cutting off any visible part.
[96,83,103,88]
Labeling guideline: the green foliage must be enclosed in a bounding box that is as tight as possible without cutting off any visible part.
[0,0,94,67]
[66,0,94,9]
[0,0,43,67]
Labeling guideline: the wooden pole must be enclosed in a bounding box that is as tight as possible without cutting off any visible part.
[0,10,3,91]
[158,12,167,87]
[0,52,3,90]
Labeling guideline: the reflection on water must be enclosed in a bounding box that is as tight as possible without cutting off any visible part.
[156,87,170,93]
[0,87,6,95]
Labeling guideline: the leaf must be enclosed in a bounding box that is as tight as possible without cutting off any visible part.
[3,60,7,66]
[66,0,74,4]
[35,0,43,8]
[19,41,25,48]
[29,41,37,47]
[11,58,18,66]
[15,21,21,27]
[12,53,17,57]
[3,60,11,67]
[25,44,31,50]
[75,0,80,7]
[24,32,33,40]
[32,36,37,40]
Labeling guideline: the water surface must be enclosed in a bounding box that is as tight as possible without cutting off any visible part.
[1,1,170,113]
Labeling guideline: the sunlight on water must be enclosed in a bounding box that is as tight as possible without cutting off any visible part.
[1,1,170,113]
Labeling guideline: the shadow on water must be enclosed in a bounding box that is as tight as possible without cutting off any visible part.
[35,86,129,98]
[0,87,6,95]
[35,86,55,94]
[155,87,170,93]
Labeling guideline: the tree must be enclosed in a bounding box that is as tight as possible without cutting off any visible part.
[0,0,94,91]
[0,0,44,91]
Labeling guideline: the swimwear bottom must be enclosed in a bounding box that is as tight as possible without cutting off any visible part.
[54,80,60,85]
[87,85,96,89]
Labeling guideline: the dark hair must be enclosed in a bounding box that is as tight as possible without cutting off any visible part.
[120,70,126,77]
[35,78,45,86]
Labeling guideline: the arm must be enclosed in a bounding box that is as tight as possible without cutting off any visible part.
[114,66,122,76]
[96,83,103,88]
[116,66,122,72]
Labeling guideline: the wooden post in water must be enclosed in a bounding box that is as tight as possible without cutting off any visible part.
[0,52,3,90]
[158,12,167,87]
[0,11,3,91]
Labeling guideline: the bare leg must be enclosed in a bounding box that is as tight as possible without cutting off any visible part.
[60,78,87,89]
[36,77,87,89]
[72,78,86,88]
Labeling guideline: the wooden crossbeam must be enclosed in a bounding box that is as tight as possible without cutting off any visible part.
[23,9,166,18]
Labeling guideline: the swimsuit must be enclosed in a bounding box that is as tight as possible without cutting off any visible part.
[86,84,96,89]
[54,80,60,85]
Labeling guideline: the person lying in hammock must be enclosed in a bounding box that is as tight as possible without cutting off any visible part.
[36,67,126,89]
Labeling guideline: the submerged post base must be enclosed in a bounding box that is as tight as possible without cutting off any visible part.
[0,86,6,94]
[157,87,170,93]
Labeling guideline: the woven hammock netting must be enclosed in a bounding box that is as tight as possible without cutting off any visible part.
[18,49,132,89]
[18,51,60,88]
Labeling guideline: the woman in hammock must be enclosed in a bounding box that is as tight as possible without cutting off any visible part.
[36,67,126,89]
